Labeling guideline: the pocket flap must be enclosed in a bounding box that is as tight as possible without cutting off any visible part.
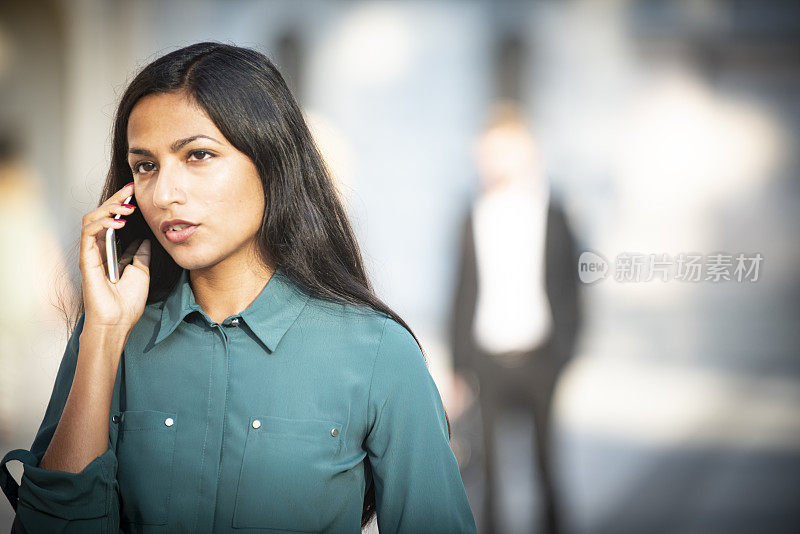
[249,415,342,442]
[120,410,177,431]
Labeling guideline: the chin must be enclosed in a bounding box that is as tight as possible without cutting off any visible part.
[167,248,219,272]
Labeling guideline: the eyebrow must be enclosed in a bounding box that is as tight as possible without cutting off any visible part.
[128,135,222,157]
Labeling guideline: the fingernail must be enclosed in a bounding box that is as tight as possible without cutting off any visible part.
[121,204,135,209]
[125,181,134,188]
[116,218,126,224]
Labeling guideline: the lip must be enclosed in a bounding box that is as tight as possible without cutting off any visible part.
[160,218,198,233]
[165,224,198,243]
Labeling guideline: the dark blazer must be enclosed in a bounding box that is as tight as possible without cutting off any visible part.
[448,196,582,383]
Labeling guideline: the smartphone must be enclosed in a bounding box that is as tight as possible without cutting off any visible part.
[106,194,133,283]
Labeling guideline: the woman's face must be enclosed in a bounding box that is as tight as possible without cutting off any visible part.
[127,91,265,273]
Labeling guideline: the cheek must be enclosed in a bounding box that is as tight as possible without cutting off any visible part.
[227,172,264,227]
[244,193,265,229]
[197,193,259,235]
[225,196,264,234]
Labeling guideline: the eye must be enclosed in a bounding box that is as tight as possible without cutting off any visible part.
[130,150,214,175]
[131,161,155,175]
[188,149,215,162]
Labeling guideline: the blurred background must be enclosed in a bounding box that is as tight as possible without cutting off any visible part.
[1,0,798,533]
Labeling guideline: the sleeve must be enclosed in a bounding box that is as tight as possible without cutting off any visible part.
[365,317,477,534]
[0,312,121,533]
[546,205,582,373]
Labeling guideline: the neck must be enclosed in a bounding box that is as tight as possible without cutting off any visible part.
[188,253,276,324]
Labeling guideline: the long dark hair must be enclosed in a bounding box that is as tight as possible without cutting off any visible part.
[62,41,451,529]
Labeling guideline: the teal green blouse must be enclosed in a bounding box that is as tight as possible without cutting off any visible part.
[1,266,476,533]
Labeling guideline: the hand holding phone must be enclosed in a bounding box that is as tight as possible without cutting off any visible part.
[79,181,151,331]
[106,194,133,283]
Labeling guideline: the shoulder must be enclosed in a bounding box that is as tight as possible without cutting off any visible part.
[370,317,429,396]
[290,295,393,365]
[302,298,420,356]
[300,295,388,339]
[296,296,422,369]
[376,316,422,363]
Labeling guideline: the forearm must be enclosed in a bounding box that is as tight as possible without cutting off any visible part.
[39,325,127,473]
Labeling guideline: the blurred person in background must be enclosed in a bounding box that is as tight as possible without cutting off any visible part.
[449,102,582,534]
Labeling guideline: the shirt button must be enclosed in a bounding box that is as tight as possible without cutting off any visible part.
[330,428,338,437]
[232,317,239,325]
[252,419,261,429]
[164,417,174,427]
[111,414,120,424]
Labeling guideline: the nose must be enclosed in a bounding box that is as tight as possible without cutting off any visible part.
[151,159,187,209]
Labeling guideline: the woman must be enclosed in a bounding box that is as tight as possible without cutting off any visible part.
[0,42,476,533]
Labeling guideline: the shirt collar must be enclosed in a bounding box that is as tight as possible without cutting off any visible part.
[154,264,310,352]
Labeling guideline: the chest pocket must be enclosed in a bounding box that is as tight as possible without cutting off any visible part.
[232,415,344,531]
[116,409,177,525]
